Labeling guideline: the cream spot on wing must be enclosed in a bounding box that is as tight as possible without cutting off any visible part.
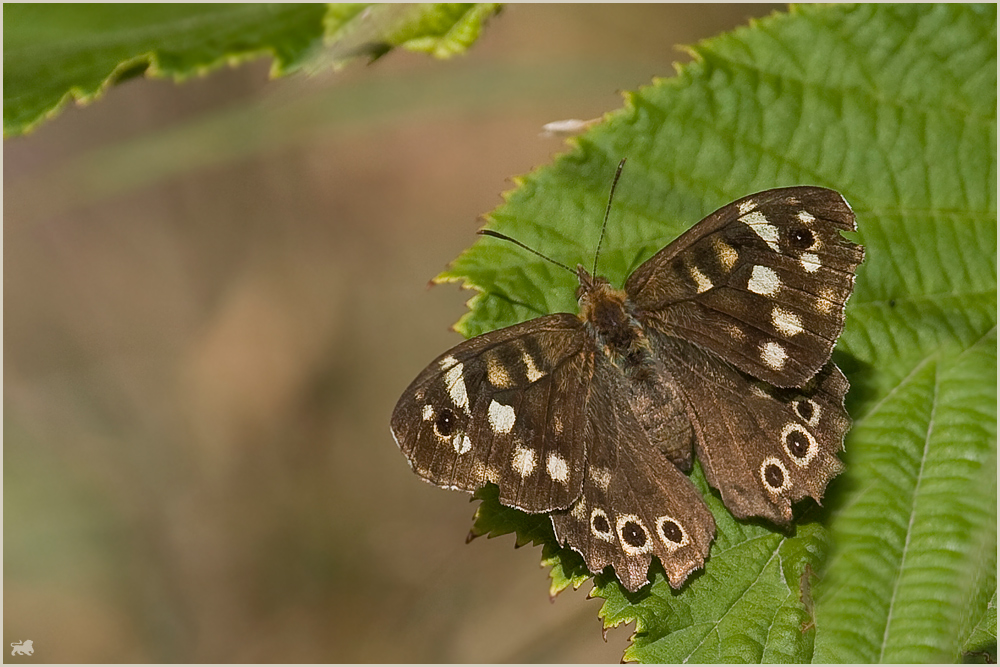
[511,446,536,478]
[485,465,501,484]
[797,211,817,224]
[761,341,787,370]
[800,252,822,273]
[737,199,757,215]
[570,499,587,521]
[488,400,516,434]
[452,432,471,455]
[521,350,545,382]
[486,354,513,388]
[547,453,569,483]
[816,286,838,313]
[690,264,714,293]
[772,307,804,336]
[439,355,459,370]
[725,323,747,342]
[589,466,611,490]
[422,404,434,421]
[444,362,469,412]
[748,265,781,296]
[740,211,781,252]
[713,237,739,271]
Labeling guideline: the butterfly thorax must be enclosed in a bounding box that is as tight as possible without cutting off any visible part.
[575,265,653,376]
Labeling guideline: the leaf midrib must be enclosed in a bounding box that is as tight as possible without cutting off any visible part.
[877,362,939,661]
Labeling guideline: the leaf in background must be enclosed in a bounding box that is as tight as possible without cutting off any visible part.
[2,3,501,136]
[316,3,500,69]
[437,4,996,662]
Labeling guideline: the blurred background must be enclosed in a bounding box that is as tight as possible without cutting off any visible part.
[5,5,780,662]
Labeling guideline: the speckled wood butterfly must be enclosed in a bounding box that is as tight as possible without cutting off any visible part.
[391,160,863,592]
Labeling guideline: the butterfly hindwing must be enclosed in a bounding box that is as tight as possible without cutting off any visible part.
[549,356,715,592]
[651,332,851,525]
[391,313,591,513]
[626,187,863,388]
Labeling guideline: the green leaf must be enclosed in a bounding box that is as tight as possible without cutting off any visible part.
[343,3,501,59]
[437,4,996,662]
[3,3,501,137]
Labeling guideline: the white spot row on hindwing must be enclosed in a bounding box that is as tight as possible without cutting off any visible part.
[578,499,691,554]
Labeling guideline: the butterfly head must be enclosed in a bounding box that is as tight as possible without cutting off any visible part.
[574,264,607,295]
[574,264,617,307]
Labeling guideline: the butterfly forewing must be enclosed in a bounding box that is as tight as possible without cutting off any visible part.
[391,314,590,513]
[549,357,715,592]
[626,187,863,387]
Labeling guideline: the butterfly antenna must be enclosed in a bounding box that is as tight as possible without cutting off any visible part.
[478,229,576,275]
[592,158,627,277]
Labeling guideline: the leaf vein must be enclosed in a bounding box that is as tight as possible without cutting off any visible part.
[878,362,939,661]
